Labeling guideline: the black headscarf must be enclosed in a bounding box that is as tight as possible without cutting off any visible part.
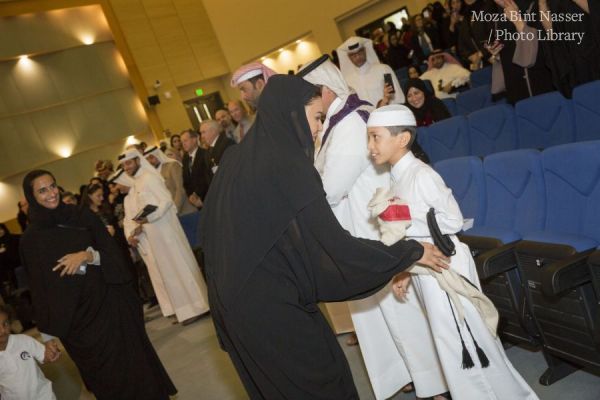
[200,75,325,308]
[403,78,451,126]
[22,170,79,230]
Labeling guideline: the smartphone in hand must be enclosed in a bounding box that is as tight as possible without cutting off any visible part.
[383,73,395,93]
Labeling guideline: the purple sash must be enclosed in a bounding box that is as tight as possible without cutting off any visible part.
[320,94,371,152]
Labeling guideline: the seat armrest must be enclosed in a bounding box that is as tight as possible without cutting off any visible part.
[459,234,504,257]
[475,242,519,280]
[541,251,594,297]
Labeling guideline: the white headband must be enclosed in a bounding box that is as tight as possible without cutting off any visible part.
[234,69,263,85]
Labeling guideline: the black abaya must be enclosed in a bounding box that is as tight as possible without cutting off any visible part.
[201,76,424,399]
[20,170,176,400]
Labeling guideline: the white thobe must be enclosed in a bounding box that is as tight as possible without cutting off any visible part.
[316,97,446,399]
[123,190,174,317]
[127,170,210,322]
[342,63,405,107]
[391,152,539,400]
[420,63,471,99]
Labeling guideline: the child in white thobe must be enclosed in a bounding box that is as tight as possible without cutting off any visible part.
[366,104,539,400]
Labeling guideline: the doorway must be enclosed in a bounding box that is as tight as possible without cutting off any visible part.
[183,91,224,131]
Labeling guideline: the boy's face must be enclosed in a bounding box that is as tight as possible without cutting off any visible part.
[367,126,411,166]
[0,312,10,347]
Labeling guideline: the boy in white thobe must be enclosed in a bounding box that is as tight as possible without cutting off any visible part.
[366,104,539,399]
[299,56,448,400]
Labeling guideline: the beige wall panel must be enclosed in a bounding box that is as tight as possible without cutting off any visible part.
[141,0,177,19]
[201,0,370,69]
[0,130,156,223]
[109,0,148,21]
[203,0,431,69]
[0,5,113,59]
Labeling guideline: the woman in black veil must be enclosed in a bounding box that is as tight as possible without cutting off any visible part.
[200,75,448,399]
[19,170,176,400]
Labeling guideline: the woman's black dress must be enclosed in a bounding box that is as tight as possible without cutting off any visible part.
[20,199,176,400]
[201,76,424,399]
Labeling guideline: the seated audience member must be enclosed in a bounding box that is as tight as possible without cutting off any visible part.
[227,100,254,143]
[386,30,412,70]
[81,183,117,237]
[145,146,197,215]
[0,224,20,291]
[94,160,114,181]
[420,50,470,99]
[170,134,184,162]
[61,191,78,206]
[410,14,441,63]
[17,199,28,232]
[215,109,237,142]
[199,120,235,172]
[404,78,452,127]
[457,0,495,70]
[181,129,212,208]
[408,65,421,79]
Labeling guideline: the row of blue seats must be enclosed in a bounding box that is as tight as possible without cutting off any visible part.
[434,140,600,260]
[417,80,600,163]
[434,141,600,383]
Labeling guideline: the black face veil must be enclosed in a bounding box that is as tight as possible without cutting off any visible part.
[199,75,325,308]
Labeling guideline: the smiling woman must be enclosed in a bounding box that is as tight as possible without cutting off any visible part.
[19,170,177,400]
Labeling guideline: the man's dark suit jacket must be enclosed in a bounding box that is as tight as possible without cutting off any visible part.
[182,147,212,201]
[207,134,235,168]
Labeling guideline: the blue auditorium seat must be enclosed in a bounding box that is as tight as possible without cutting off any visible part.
[178,211,201,249]
[461,149,546,346]
[434,156,486,225]
[470,66,492,88]
[468,104,518,157]
[455,84,492,115]
[515,91,575,149]
[573,80,600,141]
[521,140,600,250]
[415,126,430,158]
[395,66,408,81]
[514,141,600,384]
[441,98,457,116]
[469,149,546,243]
[421,116,470,163]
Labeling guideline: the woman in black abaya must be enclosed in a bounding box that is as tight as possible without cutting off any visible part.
[200,75,448,399]
[19,170,176,400]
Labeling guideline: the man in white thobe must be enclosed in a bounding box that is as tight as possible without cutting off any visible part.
[367,105,539,399]
[120,149,209,325]
[420,50,471,99]
[337,36,404,108]
[298,56,448,400]
[144,146,197,215]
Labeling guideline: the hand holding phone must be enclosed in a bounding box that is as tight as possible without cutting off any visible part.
[383,73,395,94]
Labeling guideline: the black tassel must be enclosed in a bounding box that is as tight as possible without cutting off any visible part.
[447,293,475,369]
[461,339,475,369]
[476,344,490,368]
[465,320,490,368]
